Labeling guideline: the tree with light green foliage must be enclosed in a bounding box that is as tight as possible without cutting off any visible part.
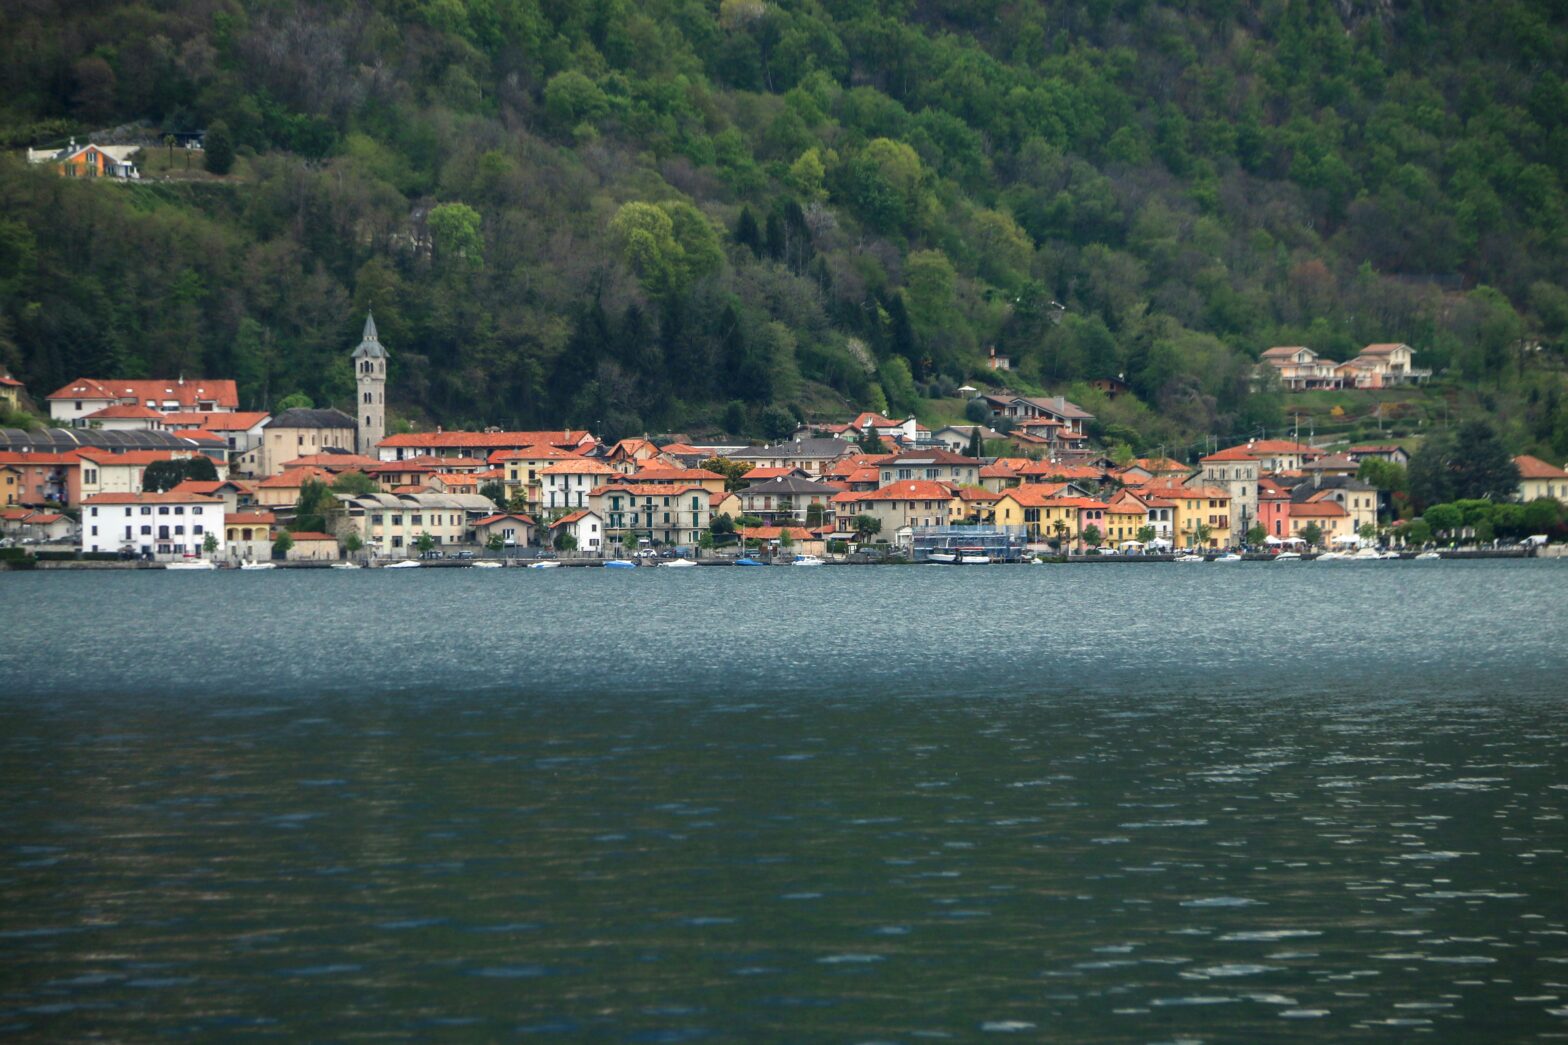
[429,203,483,270]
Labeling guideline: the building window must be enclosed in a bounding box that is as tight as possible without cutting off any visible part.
[90,506,98,517]
[140,525,150,535]
[192,506,202,515]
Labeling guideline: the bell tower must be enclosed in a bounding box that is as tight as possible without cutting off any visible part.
[352,311,387,455]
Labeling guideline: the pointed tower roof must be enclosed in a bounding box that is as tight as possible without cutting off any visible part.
[352,311,387,360]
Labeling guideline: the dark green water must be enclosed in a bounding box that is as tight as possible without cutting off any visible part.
[2,563,1566,1040]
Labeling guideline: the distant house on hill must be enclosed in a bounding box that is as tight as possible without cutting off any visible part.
[27,140,140,179]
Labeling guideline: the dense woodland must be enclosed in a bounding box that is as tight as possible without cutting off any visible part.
[1,0,1567,456]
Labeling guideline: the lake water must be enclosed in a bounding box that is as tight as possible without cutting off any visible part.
[1,562,1566,1040]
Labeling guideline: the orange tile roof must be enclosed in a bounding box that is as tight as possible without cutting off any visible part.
[589,483,708,497]
[226,510,277,525]
[75,449,191,466]
[1515,454,1568,480]
[84,403,165,419]
[287,531,338,541]
[738,525,816,540]
[380,430,592,449]
[162,411,271,431]
[48,377,240,409]
[0,451,82,466]
[84,491,223,505]
[540,458,615,475]
[1289,501,1348,518]
[491,445,583,462]
[474,512,536,526]
[256,466,336,488]
[552,509,597,526]
[629,466,723,482]
[859,480,957,501]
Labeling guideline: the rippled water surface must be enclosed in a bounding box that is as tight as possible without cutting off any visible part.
[2,562,1566,1040]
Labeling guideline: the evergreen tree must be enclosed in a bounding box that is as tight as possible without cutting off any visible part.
[966,426,982,458]
[1450,420,1521,501]
[203,120,235,175]
[734,207,762,257]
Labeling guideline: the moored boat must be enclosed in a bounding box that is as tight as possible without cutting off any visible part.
[1214,552,1243,562]
[471,560,504,568]
[733,557,764,566]
[1173,553,1204,563]
[165,559,216,570]
[239,561,275,570]
[927,551,958,564]
[330,562,362,569]
[384,559,422,568]
[790,554,825,566]
[527,560,559,568]
[659,557,698,567]
[603,559,637,568]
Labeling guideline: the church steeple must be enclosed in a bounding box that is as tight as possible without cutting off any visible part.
[353,310,387,453]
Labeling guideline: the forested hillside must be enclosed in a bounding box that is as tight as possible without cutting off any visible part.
[2,0,1567,453]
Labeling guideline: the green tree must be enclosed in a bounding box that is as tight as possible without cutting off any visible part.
[1400,518,1433,546]
[202,531,218,557]
[1082,524,1103,549]
[966,427,982,458]
[429,202,484,270]
[1299,521,1323,549]
[1246,523,1267,547]
[1193,521,1213,548]
[1450,420,1521,501]
[479,481,506,505]
[779,527,795,551]
[291,478,338,534]
[203,120,235,176]
[275,392,314,411]
[486,532,505,552]
[1136,525,1157,545]
[141,456,219,492]
[415,531,435,554]
[343,532,363,559]
[853,513,881,540]
[1423,503,1463,539]
[272,531,294,559]
[555,531,578,552]
[805,503,825,528]
[331,470,375,495]
[1358,522,1378,543]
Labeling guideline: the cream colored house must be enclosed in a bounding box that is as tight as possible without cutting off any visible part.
[339,492,498,558]
[1516,455,1568,503]
[257,408,357,477]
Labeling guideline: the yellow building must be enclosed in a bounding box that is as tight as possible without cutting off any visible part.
[1516,455,1568,504]
[495,446,585,509]
[1150,484,1232,548]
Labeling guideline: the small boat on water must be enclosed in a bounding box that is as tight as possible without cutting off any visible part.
[1214,552,1243,562]
[1274,551,1302,561]
[1173,553,1204,563]
[239,561,275,570]
[1415,551,1441,560]
[1316,551,1347,561]
[527,560,559,569]
[1351,547,1381,560]
[959,552,991,565]
[165,559,216,570]
[1379,550,1403,559]
[471,560,504,568]
[790,554,825,566]
[384,559,422,568]
[927,551,957,564]
[331,562,362,569]
[733,557,764,566]
[659,558,698,568]
[603,559,637,569]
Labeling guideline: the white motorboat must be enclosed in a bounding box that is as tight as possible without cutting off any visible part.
[471,560,504,568]
[1415,551,1441,560]
[659,558,698,568]
[1214,552,1243,562]
[1174,553,1205,563]
[790,555,825,566]
[927,551,958,564]
[1351,547,1381,560]
[239,561,275,570]
[384,559,422,568]
[603,559,637,569]
[1316,551,1347,561]
[1274,551,1302,561]
[959,553,990,564]
[331,562,362,569]
[165,560,216,570]
[527,560,559,569]
[1379,550,1403,559]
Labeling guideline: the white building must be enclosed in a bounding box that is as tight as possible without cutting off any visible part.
[550,509,603,553]
[81,491,225,560]
[540,458,617,509]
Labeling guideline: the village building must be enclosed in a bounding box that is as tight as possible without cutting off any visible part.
[1514,455,1568,504]
[76,448,220,499]
[338,492,497,557]
[81,490,224,560]
[473,513,536,549]
[494,445,586,508]
[1348,444,1410,467]
[163,411,271,462]
[541,458,618,510]
[930,425,1003,454]
[977,395,1093,436]
[0,451,81,506]
[1198,447,1261,537]
[376,429,595,462]
[27,140,141,179]
[0,506,75,543]
[877,448,980,488]
[603,438,662,472]
[257,408,358,477]
[728,437,859,477]
[549,509,604,553]
[255,466,338,508]
[224,509,276,562]
[733,475,842,527]
[0,372,23,411]
[168,478,254,515]
[285,532,341,561]
[738,525,827,556]
[589,483,712,547]
[1286,500,1353,545]
[46,377,239,422]
[76,403,168,431]
[853,481,959,542]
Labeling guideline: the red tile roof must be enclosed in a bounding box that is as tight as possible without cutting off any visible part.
[859,481,957,501]
[379,430,592,450]
[83,403,165,419]
[47,377,240,410]
[551,509,597,527]
[738,525,816,541]
[1515,454,1568,480]
[162,411,271,431]
[226,510,277,525]
[540,458,615,475]
[491,445,583,462]
[474,512,536,526]
[256,466,336,488]
[84,491,223,505]
[75,449,191,466]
